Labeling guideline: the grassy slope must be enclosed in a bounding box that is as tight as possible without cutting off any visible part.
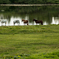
[0,25,59,59]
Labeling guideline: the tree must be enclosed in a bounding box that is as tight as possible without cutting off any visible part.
[0,0,10,4]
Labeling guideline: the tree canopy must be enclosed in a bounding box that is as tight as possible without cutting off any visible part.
[0,0,59,4]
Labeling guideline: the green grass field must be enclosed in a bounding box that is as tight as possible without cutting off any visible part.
[0,25,59,59]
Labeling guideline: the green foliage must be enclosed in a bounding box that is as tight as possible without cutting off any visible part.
[1,51,59,59]
[0,0,59,4]
[0,0,10,4]
[0,6,59,14]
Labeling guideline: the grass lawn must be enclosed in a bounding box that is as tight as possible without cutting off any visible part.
[0,25,59,59]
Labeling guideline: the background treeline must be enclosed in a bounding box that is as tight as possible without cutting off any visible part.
[0,0,59,4]
[0,6,59,14]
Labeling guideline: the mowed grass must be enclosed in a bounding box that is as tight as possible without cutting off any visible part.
[0,25,59,59]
